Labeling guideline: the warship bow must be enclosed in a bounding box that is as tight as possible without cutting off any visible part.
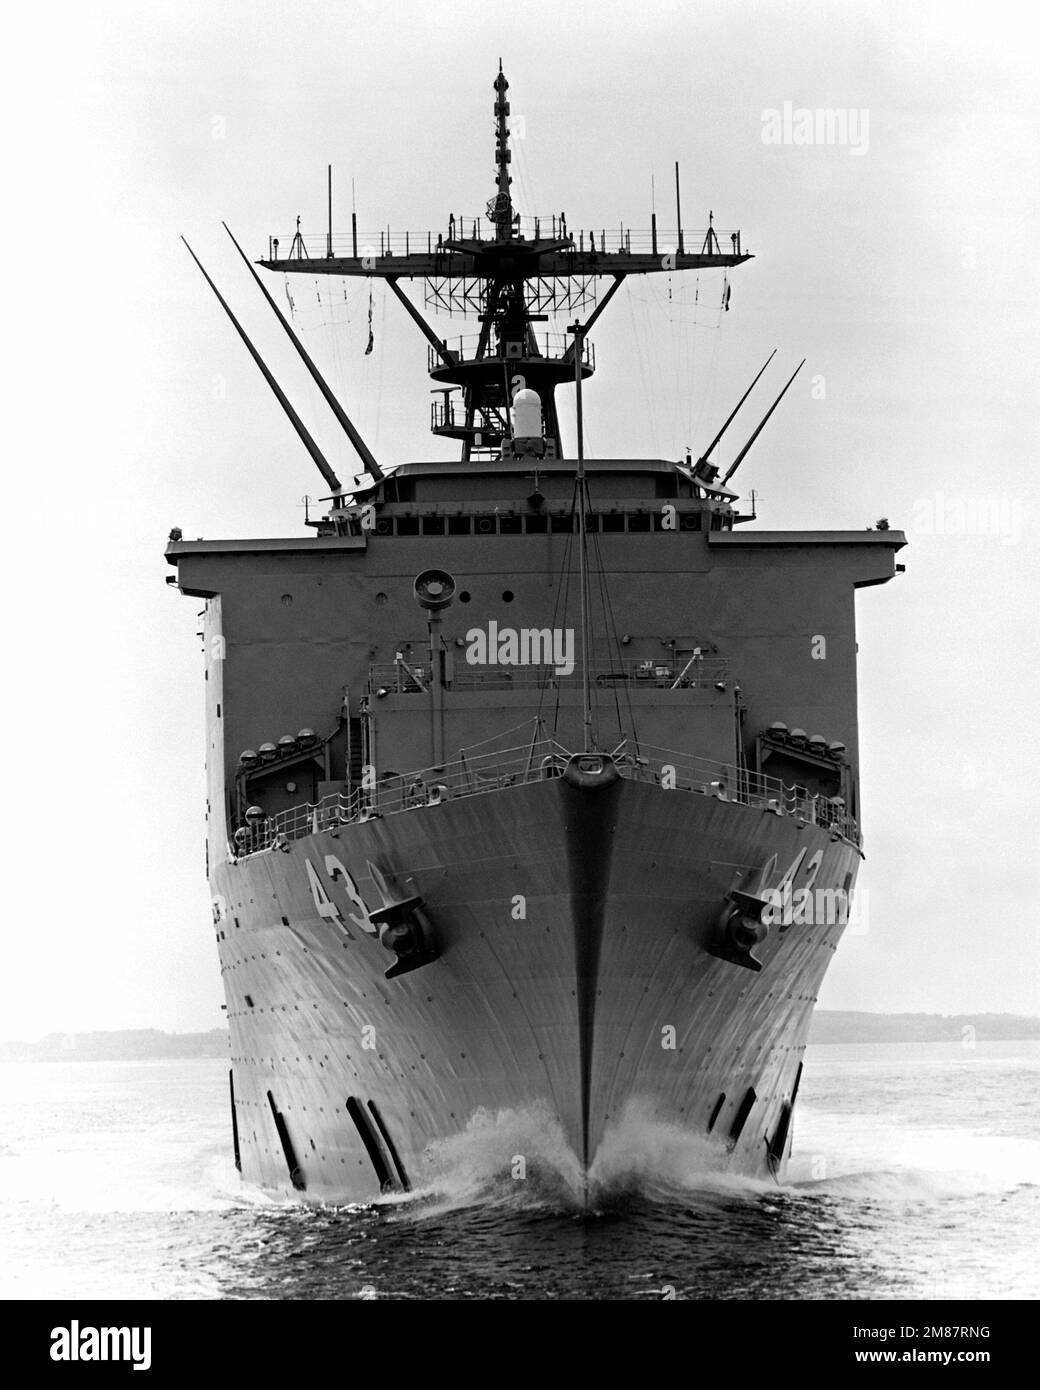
[167,67,904,1201]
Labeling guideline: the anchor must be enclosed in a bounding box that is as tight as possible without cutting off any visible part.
[707,854,778,972]
[366,861,437,979]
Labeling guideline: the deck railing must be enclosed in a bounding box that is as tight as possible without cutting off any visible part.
[368,657,731,694]
[230,734,857,859]
[265,222,743,264]
[427,333,594,373]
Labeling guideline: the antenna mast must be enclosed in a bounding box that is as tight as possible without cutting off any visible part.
[260,67,752,464]
[723,359,806,484]
[182,238,344,497]
[491,61,515,241]
[697,349,777,466]
[570,319,594,752]
[223,222,383,481]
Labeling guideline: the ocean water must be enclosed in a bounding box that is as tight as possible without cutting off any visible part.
[1,1042,1036,1301]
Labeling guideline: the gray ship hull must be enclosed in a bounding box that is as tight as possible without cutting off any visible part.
[216,774,859,1202]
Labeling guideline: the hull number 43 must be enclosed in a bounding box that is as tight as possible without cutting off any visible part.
[305,857,377,936]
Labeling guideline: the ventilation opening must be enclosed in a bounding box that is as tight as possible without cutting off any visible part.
[768,1063,804,1171]
[346,1097,394,1190]
[707,1092,726,1133]
[229,1069,242,1173]
[790,1061,804,1107]
[767,1102,793,1171]
[267,1090,305,1190]
[367,1100,410,1190]
[728,1087,757,1149]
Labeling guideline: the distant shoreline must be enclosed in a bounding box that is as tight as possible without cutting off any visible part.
[0,1029,230,1063]
[808,1011,1040,1045]
[1,1013,1038,1062]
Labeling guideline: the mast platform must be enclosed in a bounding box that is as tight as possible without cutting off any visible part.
[254,64,751,463]
[259,244,751,280]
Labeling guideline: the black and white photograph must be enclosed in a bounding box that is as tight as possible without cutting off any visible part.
[2,0,1036,1343]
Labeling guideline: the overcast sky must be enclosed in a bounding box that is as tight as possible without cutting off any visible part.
[3,0,1037,1039]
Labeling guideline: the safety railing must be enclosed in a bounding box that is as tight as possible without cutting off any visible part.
[265,222,744,263]
[368,656,731,694]
[230,732,857,859]
[427,333,594,373]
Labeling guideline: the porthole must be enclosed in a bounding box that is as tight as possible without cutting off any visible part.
[459,590,471,603]
[502,589,514,602]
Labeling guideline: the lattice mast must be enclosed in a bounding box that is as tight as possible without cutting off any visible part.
[260,66,752,462]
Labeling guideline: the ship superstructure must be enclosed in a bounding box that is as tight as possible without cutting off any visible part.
[167,69,904,1201]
